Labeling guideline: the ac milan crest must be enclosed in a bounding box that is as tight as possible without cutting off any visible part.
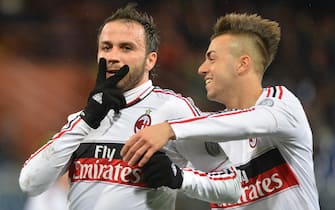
[134,109,152,133]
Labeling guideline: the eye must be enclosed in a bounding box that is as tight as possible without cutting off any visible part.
[120,43,133,52]
[122,46,132,51]
[101,44,111,52]
[206,51,215,62]
[207,55,215,63]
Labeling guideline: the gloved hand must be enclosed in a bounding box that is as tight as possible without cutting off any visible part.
[80,58,129,129]
[141,153,183,189]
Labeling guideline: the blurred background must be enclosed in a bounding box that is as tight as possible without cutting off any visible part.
[0,0,334,209]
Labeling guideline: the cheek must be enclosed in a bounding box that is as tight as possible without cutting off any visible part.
[214,68,232,90]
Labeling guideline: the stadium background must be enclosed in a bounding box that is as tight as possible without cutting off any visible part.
[0,0,334,209]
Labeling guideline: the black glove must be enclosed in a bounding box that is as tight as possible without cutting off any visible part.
[141,153,183,189]
[80,58,129,129]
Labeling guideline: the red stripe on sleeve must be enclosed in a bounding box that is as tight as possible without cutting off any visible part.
[153,89,200,116]
[278,85,283,99]
[23,117,82,167]
[170,108,255,125]
[266,86,272,97]
[183,166,237,181]
[52,117,82,139]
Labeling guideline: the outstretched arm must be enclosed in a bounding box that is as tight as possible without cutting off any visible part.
[121,122,175,167]
[121,105,286,166]
[141,153,242,203]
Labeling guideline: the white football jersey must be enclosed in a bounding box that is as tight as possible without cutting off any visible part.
[19,80,242,210]
[171,86,320,210]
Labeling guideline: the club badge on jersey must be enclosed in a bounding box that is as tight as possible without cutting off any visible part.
[134,109,152,133]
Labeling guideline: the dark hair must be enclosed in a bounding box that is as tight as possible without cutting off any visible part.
[97,3,159,54]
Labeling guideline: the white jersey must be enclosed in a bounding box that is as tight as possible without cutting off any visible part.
[170,86,320,210]
[19,80,241,210]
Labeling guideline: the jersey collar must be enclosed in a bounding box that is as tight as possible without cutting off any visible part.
[124,80,154,107]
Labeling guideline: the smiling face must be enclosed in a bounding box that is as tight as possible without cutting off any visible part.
[97,20,157,91]
[198,34,240,104]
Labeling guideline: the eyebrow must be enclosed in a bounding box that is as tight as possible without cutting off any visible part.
[100,40,112,46]
[100,40,136,46]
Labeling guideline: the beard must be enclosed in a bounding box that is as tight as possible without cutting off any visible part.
[117,61,146,91]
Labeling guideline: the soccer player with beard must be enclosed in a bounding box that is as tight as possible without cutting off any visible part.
[19,4,241,210]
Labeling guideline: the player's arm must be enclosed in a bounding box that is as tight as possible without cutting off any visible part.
[171,95,303,143]
[19,58,128,195]
[141,153,242,203]
[170,106,279,142]
[122,99,298,167]
[19,114,91,195]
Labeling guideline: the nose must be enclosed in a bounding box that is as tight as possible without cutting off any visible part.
[102,49,121,66]
[198,61,207,76]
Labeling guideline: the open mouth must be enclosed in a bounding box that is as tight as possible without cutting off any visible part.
[205,79,212,85]
[106,70,117,78]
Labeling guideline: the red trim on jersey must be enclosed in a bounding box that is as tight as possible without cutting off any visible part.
[212,108,256,118]
[266,86,271,97]
[278,85,283,99]
[265,86,283,100]
[183,166,237,181]
[126,86,154,107]
[153,88,200,116]
[23,117,82,167]
[169,115,208,124]
[169,108,256,125]
[53,117,82,139]
[210,162,299,208]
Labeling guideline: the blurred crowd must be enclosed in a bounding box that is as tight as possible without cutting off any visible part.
[0,0,334,209]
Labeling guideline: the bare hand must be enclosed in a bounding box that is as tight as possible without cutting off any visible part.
[121,122,175,167]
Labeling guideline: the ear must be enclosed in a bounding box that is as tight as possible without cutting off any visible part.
[145,52,158,72]
[236,55,250,75]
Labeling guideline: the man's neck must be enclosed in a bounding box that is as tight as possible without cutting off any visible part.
[224,84,263,110]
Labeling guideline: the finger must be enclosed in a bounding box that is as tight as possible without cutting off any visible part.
[122,137,146,163]
[96,58,107,86]
[128,144,151,166]
[138,149,157,167]
[121,134,139,157]
[105,65,129,87]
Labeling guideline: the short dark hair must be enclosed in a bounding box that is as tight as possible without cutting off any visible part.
[97,3,159,54]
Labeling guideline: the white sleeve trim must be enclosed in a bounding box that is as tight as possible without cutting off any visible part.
[180,167,242,204]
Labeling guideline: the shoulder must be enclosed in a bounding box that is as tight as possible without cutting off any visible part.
[152,86,187,100]
[67,111,82,121]
[261,85,302,106]
[152,86,201,115]
[259,85,309,125]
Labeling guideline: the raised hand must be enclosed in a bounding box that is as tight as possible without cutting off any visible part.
[80,58,129,129]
